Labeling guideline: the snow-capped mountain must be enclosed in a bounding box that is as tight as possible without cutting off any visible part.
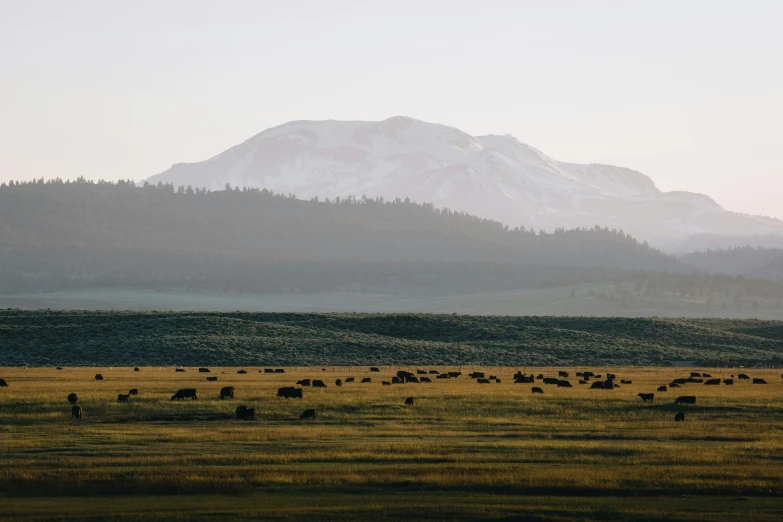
[144,116,783,249]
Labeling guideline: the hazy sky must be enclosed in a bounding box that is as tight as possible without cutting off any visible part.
[1,1,781,218]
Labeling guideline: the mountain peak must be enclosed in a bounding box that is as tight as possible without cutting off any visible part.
[144,117,783,248]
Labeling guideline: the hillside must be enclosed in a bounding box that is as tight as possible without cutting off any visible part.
[144,116,783,248]
[1,311,781,367]
[682,247,783,280]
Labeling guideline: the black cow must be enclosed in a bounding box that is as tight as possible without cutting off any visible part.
[237,370,247,374]
[671,378,688,385]
[67,393,78,404]
[669,383,681,388]
[606,373,617,381]
[417,370,427,375]
[657,386,667,392]
[421,377,432,383]
[297,379,311,386]
[404,397,414,406]
[0,379,7,387]
[220,386,235,399]
[56,367,63,370]
[199,368,211,373]
[590,381,613,390]
[436,374,449,379]
[312,380,327,388]
[277,387,303,399]
[345,377,355,383]
[675,412,685,422]
[723,379,734,385]
[274,369,285,373]
[543,378,559,385]
[175,368,185,373]
[448,372,462,378]
[690,372,702,378]
[702,373,712,378]
[704,379,721,385]
[558,371,569,378]
[117,394,130,403]
[675,396,696,405]
[128,389,138,396]
[397,371,415,381]
[94,374,103,381]
[382,381,391,386]
[477,378,490,384]
[134,367,140,372]
[392,377,402,384]
[235,405,255,420]
[532,387,544,394]
[171,388,197,400]
[71,405,83,419]
[335,379,343,387]
[361,378,372,383]
[536,374,544,380]
[638,393,654,402]
[753,378,767,385]
[300,409,316,420]
[370,367,380,372]
[579,380,587,385]
[207,376,218,382]
[470,372,485,379]
[264,369,274,373]
[407,376,420,384]
[557,380,572,388]
[738,374,750,380]
[429,370,440,374]
[621,380,632,384]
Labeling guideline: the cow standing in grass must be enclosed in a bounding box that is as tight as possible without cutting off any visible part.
[219,386,235,399]
[171,389,197,400]
[71,406,83,420]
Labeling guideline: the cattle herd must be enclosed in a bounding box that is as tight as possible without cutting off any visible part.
[0,367,779,424]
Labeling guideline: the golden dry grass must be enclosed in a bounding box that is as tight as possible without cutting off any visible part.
[0,366,782,520]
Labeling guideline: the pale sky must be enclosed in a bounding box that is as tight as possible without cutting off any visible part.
[1,0,781,219]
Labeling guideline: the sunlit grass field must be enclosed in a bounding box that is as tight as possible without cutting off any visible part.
[0,366,781,521]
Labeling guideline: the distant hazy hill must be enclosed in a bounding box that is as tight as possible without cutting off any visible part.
[2,180,783,312]
[144,116,783,249]
[682,247,783,280]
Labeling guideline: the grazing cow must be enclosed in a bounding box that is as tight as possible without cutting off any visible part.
[0,379,8,387]
[370,367,380,372]
[56,367,63,370]
[723,379,734,385]
[576,372,583,377]
[753,378,767,385]
[404,397,414,406]
[557,380,572,388]
[669,383,681,388]
[671,378,688,385]
[312,380,327,388]
[297,379,311,387]
[175,369,185,373]
[335,379,343,387]
[579,380,587,385]
[392,377,402,384]
[417,370,427,375]
[94,374,103,381]
[638,393,654,402]
[488,375,497,380]
[128,389,138,396]
[345,377,355,383]
[429,370,440,375]
[590,381,614,390]
[675,396,696,405]
[264,369,274,373]
[207,376,218,382]
[235,405,255,420]
[536,374,544,380]
[448,372,462,378]
[496,379,502,383]
[532,387,544,394]
[583,372,595,379]
[437,374,449,379]
[407,376,420,384]
[606,373,616,381]
[117,394,130,403]
[274,369,285,373]
[702,373,712,378]
[657,386,667,392]
[686,378,703,383]
[738,374,750,380]
[477,378,490,384]
[558,371,569,378]
[675,412,685,422]
[71,405,83,420]
[621,380,632,385]
[171,389,198,401]
[421,377,432,383]
[382,381,391,386]
[277,387,303,399]
[690,372,702,378]
[397,371,415,381]
[300,409,316,420]
[543,378,559,385]
[134,368,140,372]
[220,386,235,399]
[198,368,211,373]
[470,372,485,379]
[237,370,247,374]
[67,393,78,404]
[361,378,372,383]
[704,379,721,385]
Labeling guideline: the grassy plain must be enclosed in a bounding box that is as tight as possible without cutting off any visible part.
[0,366,781,521]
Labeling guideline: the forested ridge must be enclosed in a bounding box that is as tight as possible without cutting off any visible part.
[1,179,783,302]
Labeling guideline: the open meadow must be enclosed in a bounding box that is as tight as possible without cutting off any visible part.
[0,365,782,521]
